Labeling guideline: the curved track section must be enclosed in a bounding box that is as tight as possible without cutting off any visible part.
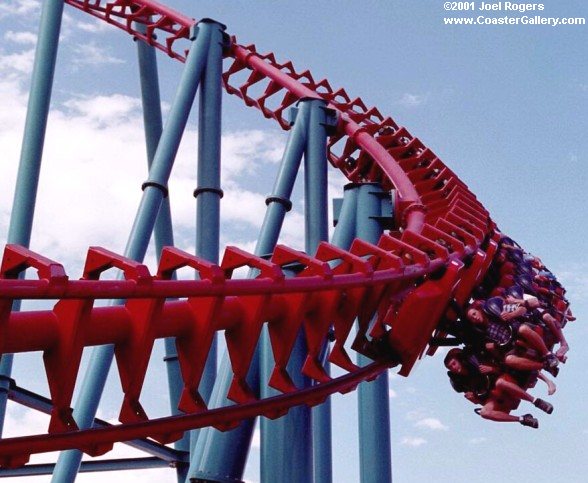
[0,0,499,466]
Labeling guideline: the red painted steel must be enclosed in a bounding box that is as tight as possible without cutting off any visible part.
[0,362,388,468]
[0,0,508,467]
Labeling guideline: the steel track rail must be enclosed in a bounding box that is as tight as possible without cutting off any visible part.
[0,362,387,466]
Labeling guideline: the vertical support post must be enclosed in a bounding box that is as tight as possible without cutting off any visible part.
[356,183,392,483]
[135,25,189,482]
[192,17,226,413]
[330,184,358,249]
[188,19,226,460]
[188,355,258,483]
[0,0,65,436]
[305,100,332,483]
[303,99,330,252]
[260,314,310,483]
[260,99,331,483]
[258,101,310,483]
[189,103,308,483]
[308,182,359,482]
[51,23,214,483]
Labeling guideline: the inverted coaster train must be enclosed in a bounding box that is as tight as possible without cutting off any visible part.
[0,1,568,482]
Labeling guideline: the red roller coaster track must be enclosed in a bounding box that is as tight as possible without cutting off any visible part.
[0,0,501,467]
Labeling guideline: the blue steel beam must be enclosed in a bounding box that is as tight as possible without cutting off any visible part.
[188,354,258,483]
[260,99,331,483]
[3,0,64,249]
[7,382,187,463]
[331,184,358,248]
[190,20,226,456]
[305,100,332,483]
[260,322,311,483]
[135,24,190,482]
[189,103,308,483]
[0,458,173,477]
[51,22,215,483]
[356,184,392,483]
[259,101,312,483]
[0,0,65,437]
[135,26,177,258]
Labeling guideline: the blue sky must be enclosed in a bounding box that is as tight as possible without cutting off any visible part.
[0,0,587,482]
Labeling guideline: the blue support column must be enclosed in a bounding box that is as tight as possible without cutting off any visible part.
[51,23,214,483]
[136,26,176,255]
[260,327,310,483]
[135,25,189,482]
[260,99,331,483]
[303,100,330,253]
[0,0,65,436]
[189,103,308,483]
[356,184,392,483]
[305,100,332,483]
[192,20,226,427]
[188,19,225,462]
[330,184,358,249]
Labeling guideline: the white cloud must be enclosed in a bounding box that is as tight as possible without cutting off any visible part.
[72,42,124,66]
[219,130,283,182]
[400,436,427,447]
[469,437,487,444]
[64,94,143,125]
[406,409,427,421]
[56,11,113,42]
[4,30,37,45]
[251,426,260,449]
[398,92,429,108]
[0,0,40,19]
[388,388,397,398]
[63,10,111,34]
[414,417,448,431]
[221,186,268,227]
[0,48,35,75]
[0,77,27,127]
[3,403,50,439]
[553,263,588,300]
[76,19,111,33]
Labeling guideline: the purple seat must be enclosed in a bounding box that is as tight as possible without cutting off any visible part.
[483,296,504,318]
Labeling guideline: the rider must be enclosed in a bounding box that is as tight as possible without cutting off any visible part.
[444,348,552,428]
[465,300,559,377]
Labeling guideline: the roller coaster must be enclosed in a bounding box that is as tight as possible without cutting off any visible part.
[0,1,571,482]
